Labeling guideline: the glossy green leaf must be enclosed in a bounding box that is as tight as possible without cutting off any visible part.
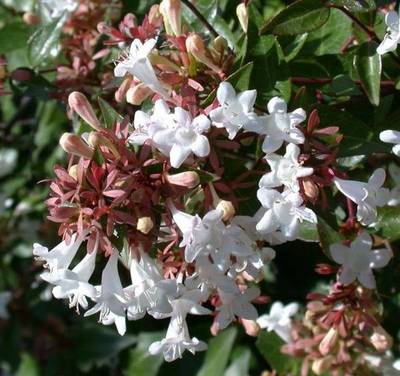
[98,97,124,129]
[0,22,31,54]
[353,42,382,106]
[376,206,400,242]
[261,0,331,36]
[224,348,251,376]
[317,216,343,260]
[16,352,40,376]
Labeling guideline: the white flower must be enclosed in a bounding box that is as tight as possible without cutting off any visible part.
[125,251,174,320]
[0,291,12,320]
[365,353,400,375]
[148,286,210,362]
[84,251,127,335]
[41,0,77,19]
[45,248,98,312]
[255,98,305,154]
[33,233,86,273]
[380,130,400,157]
[257,301,298,343]
[166,108,211,168]
[388,164,400,206]
[0,148,17,178]
[330,231,392,289]
[377,11,400,55]
[215,287,259,330]
[334,169,389,226]
[256,188,317,241]
[209,82,259,139]
[260,143,313,192]
[114,39,167,98]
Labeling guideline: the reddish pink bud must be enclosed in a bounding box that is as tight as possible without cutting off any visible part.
[165,171,200,189]
[160,0,182,36]
[126,84,153,106]
[59,133,94,159]
[115,77,133,103]
[241,319,260,337]
[22,12,40,25]
[68,92,102,131]
[87,132,120,158]
[318,327,338,356]
[186,34,222,73]
[148,5,163,26]
[303,179,319,203]
[236,3,249,32]
[369,325,393,353]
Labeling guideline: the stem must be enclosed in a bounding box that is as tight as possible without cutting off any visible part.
[290,76,395,87]
[181,0,219,39]
[332,5,400,67]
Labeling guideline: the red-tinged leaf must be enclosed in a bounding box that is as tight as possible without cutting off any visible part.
[314,126,340,136]
[188,78,204,92]
[113,210,136,225]
[213,140,241,150]
[307,109,320,133]
[49,182,64,197]
[103,189,126,198]
[105,169,119,190]
[54,165,76,184]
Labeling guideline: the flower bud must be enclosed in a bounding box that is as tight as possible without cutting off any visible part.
[241,319,260,337]
[87,132,120,158]
[137,216,154,234]
[369,325,393,353]
[312,356,333,375]
[236,3,249,32]
[160,0,181,36]
[115,77,133,103]
[126,83,153,106]
[68,92,102,131]
[186,34,222,74]
[165,171,200,189]
[148,5,163,26]
[22,12,40,25]
[318,327,338,356]
[216,200,235,221]
[59,133,94,159]
[303,179,319,202]
[68,164,78,180]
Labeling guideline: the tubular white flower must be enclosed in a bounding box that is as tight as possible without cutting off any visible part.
[257,301,299,343]
[334,169,389,226]
[380,129,400,157]
[114,39,168,98]
[330,231,392,289]
[255,97,306,154]
[377,11,400,55]
[84,251,127,336]
[209,82,259,139]
[260,143,313,192]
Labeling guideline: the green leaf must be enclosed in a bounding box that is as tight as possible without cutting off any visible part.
[329,0,376,12]
[317,216,343,260]
[98,97,124,129]
[299,221,319,242]
[256,332,299,374]
[376,206,400,242]
[16,352,40,376]
[224,347,251,376]
[28,15,66,67]
[124,332,164,376]
[197,328,237,376]
[279,33,309,62]
[261,0,331,36]
[0,22,31,54]
[353,41,382,106]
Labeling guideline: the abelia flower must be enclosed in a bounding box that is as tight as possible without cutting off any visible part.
[0,291,12,320]
[257,301,299,343]
[380,129,400,157]
[84,251,127,335]
[214,286,260,330]
[256,188,317,242]
[259,143,313,192]
[334,169,389,226]
[41,0,78,20]
[114,38,167,98]
[209,82,259,139]
[330,231,392,289]
[377,11,400,55]
[255,97,306,154]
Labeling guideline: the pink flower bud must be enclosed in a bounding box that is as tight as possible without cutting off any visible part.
[137,217,154,234]
[22,12,40,25]
[148,5,163,26]
[186,34,222,74]
[160,0,182,36]
[165,171,200,189]
[115,77,133,103]
[318,327,338,356]
[303,179,319,203]
[59,133,94,159]
[68,92,102,131]
[87,132,120,158]
[241,319,260,337]
[236,3,249,32]
[311,356,333,375]
[126,84,153,106]
[216,200,235,221]
[369,325,393,353]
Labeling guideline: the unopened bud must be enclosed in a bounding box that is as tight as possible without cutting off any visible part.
[160,0,181,36]
[22,11,40,25]
[115,77,133,103]
[186,34,222,73]
[68,164,78,180]
[137,216,154,234]
[148,5,163,26]
[303,179,319,202]
[307,301,327,314]
[68,92,102,131]
[59,133,94,159]
[311,356,333,375]
[369,325,393,353]
[241,319,260,337]
[126,83,153,106]
[165,171,200,189]
[216,200,235,221]
[236,3,249,32]
[318,327,338,356]
[211,36,228,59]
[88,132,120,158]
